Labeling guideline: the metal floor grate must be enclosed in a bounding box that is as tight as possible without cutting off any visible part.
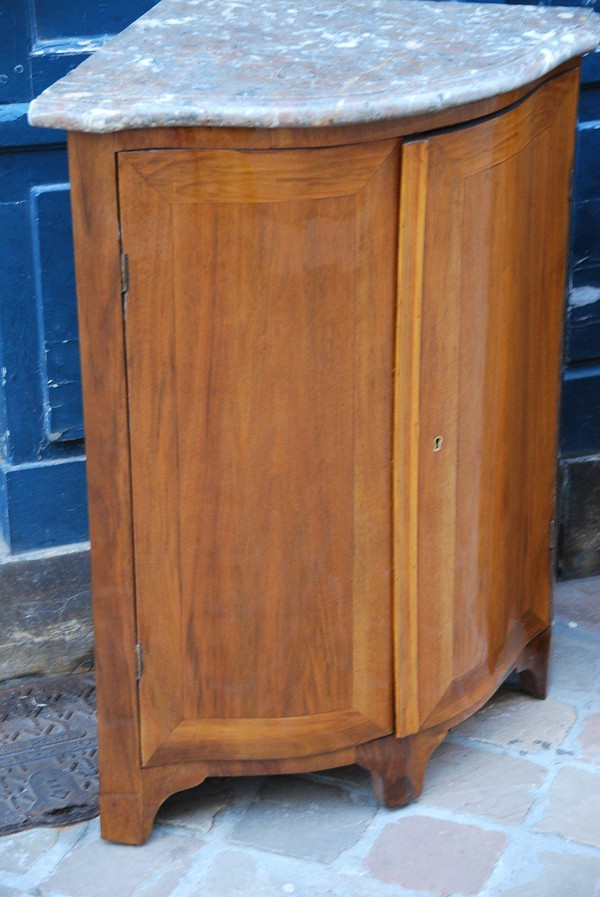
[0,673,99,836]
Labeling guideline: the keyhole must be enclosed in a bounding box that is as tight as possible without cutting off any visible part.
[433,435,443,452]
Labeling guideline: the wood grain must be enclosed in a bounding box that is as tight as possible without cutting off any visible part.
[118,140,399,765]
[395,69,578,731]
[67,132,142,837]
[394,139,429,734]
[118,159,183,765]
[68,65,580,844]
[146,711,389,765]
[121,141,396,202]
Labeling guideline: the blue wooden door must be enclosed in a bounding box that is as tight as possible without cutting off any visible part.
[0,1,157,554]
[559,43,600,576]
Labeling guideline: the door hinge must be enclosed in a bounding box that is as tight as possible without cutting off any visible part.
[135,642,143,681]
[549,518,556,550]
[120,252,129,296]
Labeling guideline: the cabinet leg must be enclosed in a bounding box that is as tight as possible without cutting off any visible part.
[357,728,447,808]
[515,628,551,699]
[98,793,155,845]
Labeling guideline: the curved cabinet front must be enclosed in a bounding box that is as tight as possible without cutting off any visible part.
[394,69,578,735]
[118,140,399,767]
[67,68,579,843]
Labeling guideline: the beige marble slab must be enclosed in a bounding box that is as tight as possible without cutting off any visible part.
[28,0,600,132]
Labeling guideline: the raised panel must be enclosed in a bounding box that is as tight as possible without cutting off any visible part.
[4,458,88,552]
[565,266,600,363]
[30,0,159,41]
[0,6,30,103]
[118,141,398,766]
[32,185,83,442]
[561,364,600,455]
[28,1,160,95]
[0,151,83,461]
[395,71,579,733]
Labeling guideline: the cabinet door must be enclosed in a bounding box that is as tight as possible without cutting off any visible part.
[395,71,579,733]
[118,140,399,767]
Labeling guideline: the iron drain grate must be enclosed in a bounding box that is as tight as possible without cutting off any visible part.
[0,672,99,836]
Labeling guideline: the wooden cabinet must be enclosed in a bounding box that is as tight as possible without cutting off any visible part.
[68,68,579,843]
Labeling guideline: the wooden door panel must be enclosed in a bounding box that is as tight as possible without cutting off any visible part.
[395,72,579,732]
[118,140,399,766]
[174,195,356,722]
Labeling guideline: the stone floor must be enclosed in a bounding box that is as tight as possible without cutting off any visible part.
[0,577,599,897]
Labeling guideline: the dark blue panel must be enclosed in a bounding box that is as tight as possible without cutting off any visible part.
[31,0,159,40]
[582,47,600,84]
[578,85,600,122]
[571,200,600,271]
[566,267,600,362]
[33,187,83,442]
[0,476,8,553]
[0,372,8,552]
[0,4,32,103]
[0,105,65,149]
[0,144,69,201]
[5,457,88,551]
[573,123,600,202]
[0,2,159,553]
[561,364,600,455]
[0,147,74,464]
[0,201,45,464]
[30,53,92,100]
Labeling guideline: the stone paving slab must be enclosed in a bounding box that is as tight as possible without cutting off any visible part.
[551,622,600,693]
[40,828,206,897]
[420,740,545,824]
[578,711,600,763]
[365,816,508,895]
[156,779,232,834]
[452,690,577,753]
[554,576,600,634]
[534,766,600,849]
[230,776,377,864]
[497,850,600,897]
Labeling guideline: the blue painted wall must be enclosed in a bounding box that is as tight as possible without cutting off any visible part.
[1,0,600,566]
[562,51,600,458]
[0,1,158,554]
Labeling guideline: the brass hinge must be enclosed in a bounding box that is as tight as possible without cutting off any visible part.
[120,252,129,297]
[135,642,143,681]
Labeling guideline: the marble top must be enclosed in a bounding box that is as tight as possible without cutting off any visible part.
[28,0,600,132]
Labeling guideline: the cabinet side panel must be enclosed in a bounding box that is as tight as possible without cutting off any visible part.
[68,134,142,800]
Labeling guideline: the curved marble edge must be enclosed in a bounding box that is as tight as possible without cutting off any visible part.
[28,0,600,133]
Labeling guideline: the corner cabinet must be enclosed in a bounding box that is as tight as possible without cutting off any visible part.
[68,68,578,843]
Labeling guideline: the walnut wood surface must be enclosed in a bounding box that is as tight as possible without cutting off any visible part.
[96,623,550,844]
[118,140,398,766]
[68,67,579,844]
[395,69,578,732]
[67,132,143,827]
[516,628,551,699]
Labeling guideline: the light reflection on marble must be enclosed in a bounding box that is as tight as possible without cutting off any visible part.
[28,0,600,132]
